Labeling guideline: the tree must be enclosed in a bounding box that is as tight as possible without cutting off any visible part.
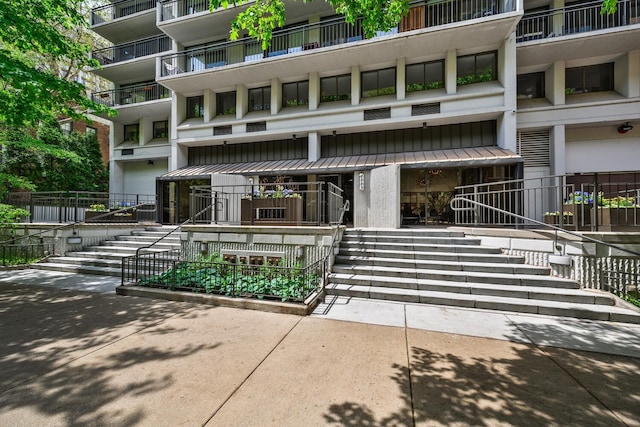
[210,0,619,50]
[0,0,114,129]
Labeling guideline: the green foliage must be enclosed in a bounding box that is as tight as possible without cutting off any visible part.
[138,255,319,302]
[601,0,618,14]
[0,124,108,193]
[456,69,494,86]
[406,81,443,92]
[210,0,408,49]
[0,0,115,128]
[0,204,29,229]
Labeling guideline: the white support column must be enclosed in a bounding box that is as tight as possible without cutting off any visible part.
[308,131,320,162]
[172,92,185,140]
[546,60,565,105]
[309,71,320,110]
[204,88,215,122]
[351,65,360,105]
[397,57,406,100]
[237,83,247,118]
[445,49,457,95]
[271,78,281,115]
[550,125,566,176]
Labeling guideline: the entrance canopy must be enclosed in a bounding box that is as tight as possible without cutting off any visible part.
[161,146,521,179]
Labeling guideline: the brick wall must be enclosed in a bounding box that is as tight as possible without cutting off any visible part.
[72,119,110,164]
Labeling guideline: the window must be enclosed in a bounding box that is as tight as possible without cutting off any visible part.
[248,86,271,112]
[457,51,497,85]
[517,72,545,99]
[320,74,351,102]
[282,81,309,107]
[153,120,168,139]
[186,95,204,118]
[565,63,614,95]
[406,60,444,92]
[361,68,396,98]
[216,91,236,115]
[60,121,73,136]
[85,126,97,140]
[124,124,139,142]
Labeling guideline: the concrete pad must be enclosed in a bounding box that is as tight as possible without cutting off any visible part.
[311,295,406,328]
[0,270,120,294]
[407,329,626,426]
[504,313,640,358]
[0,305,300,426]
[405,304,532,344]
[206,317,411,426]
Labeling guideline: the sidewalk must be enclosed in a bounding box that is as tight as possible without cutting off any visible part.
[0,270,639,426]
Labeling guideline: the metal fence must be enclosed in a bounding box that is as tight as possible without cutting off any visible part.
[91,0,156,25]
[160,0,515,76]
[454,173,640,231]
[189,181,345,226]
[601,267,639,302]
[92,34,172,67]
[92,83,171,107]
[0,241,54,266]
[122,249,326,303]
[517,0,639,42]
[160,0,210,21]
[4,191,157,223]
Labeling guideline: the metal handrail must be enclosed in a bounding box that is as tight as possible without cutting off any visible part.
[92,34,172,66]
[450,196,640,258]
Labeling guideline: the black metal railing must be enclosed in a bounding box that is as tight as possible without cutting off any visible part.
[517,0,639,42]
[4,191,157,223]
[160,0,210,21]
[122,249,325,303]
[0,241,55,267]
[189,181,344,226]
[91,0,157,25]
[92,83,171,107]
[160,0,515,76]
[453,173,640,231]
[92,35,172,67]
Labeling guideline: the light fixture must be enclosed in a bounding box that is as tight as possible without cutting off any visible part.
[148,160,154,165]
[292,134,296,141]
[249,177,254,185]
[422,122,427,129]
[223,140,227,145]
[332,130,337,137]
[199,241,208,253]
[618,122,633,134]
[358,171,365,191]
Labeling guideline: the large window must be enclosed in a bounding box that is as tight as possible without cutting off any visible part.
[186,95,204,118]
[60,121,73,136]
[86,126,97,138]
[517,72,545,99]
[406,60,444,92]
[565,63,614,95]
[124,124,139,142]
[216,91,236,115]
[361,67,396,98]
[320,74,351,102]
[249,86,271,112]
[282,81,309,107]
[153,120,168,139]
[457,51,497,86]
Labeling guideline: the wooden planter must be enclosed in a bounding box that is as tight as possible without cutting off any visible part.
[563,204,591,228]
[594,207,640,229]
[543,214,573,227]
[241,198,303,225]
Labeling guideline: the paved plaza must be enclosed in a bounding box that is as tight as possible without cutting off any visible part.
[0,270,639,426]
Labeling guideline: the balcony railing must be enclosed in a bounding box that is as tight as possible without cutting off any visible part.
[92,83,171,107]
[92,34,172,66]
[517,0,639,42]
[91,0,157,26]
[160,0,515,76]
[160,0,210,21]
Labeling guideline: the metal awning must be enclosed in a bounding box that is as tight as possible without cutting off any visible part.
[160,146,522,179]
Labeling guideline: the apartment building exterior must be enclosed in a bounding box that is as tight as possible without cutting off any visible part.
[89,0,640,227]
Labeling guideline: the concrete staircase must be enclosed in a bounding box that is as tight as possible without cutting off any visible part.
[326,228,640,324]
[31,227,181,277]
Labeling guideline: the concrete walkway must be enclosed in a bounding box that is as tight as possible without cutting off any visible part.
[0,270,639,426]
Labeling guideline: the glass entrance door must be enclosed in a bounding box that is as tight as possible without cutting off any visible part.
[160,178,210,224]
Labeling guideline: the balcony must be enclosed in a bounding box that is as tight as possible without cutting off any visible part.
[517,0,639,41]
[158,0,519,92]
[92,35,172,83]
[516,0,640,68]
[91,0,158,43]
[92,83,172,123]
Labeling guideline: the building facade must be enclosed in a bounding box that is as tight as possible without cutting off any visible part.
[89,0,640,227]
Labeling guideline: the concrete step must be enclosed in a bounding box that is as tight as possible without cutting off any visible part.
[65,251,131,261]
[330,265,579,288]
[44,256,122,269]
[341,235,483,246]
[324,284,640,324]
[338,247,524,264]
[339,241,502,254]
[30,262,122,277]
[327,273,609,305]
[99,240,180,249]
[335,255,545,275]
[81,245,179,256]
[116,235,180,243]
[345,229,467,238]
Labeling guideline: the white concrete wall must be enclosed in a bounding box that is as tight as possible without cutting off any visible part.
[565,127,640,173]
[123,159,168,196]
[354,165,401,228]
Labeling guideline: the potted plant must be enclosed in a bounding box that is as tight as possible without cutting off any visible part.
[594,194,639,228]
[543,210,573,226]
[85,204,109,222]
[241,185,303,225]
[563,191,593,228]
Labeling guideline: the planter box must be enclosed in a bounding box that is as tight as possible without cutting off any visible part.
[85,210,136,223]
[563,204,591,228]
[543,214,573,227]
[241,198,303,225]
[594,207,640,227]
